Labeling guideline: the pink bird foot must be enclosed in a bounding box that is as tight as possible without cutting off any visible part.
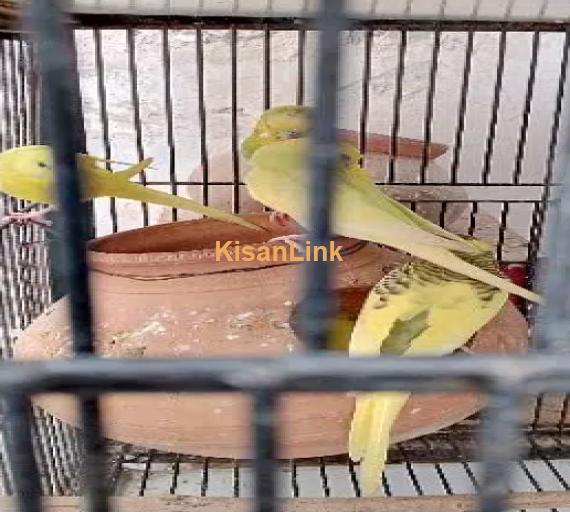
[268,234,308,253]
[269,211,293,227]
[1,207,54,228]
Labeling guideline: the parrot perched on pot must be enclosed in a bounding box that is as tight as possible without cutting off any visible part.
[348,236,508,495]
[0,145,260,230]
[242,105,541,303]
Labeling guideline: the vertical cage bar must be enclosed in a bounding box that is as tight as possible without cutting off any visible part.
[1,40,14,150]
[162,29,177,221]
[253,391,277,512]
[8,39,20,147]
[27,40,41,146]
[93,29,116,232]
[0,272,12,359]
[535,38,570,351]
[34,411,65,496]
[420,28,442,181]
[196,27,209,207]
[126,28,149,226]
[0,229,22,334]
[359,30,373,155]
[296,27,306,106]
[29,416,56,496]
[263,28,271,110]
[16,40,28,148]
[298,0,346,350]
[527,31,570,324]
[512,31,540,185]
[296,0,308,106]
[47,27,92,302]
[25,3,108,512]
[481,30,507,184]
[478,388,523,512]
[388,30,407,183]
[24,41,37,145]
[496,202,509,262]
[0,41,6,150]
[530,28,570,260]
[231,27,240,213]
[0,432,14,495]
[1,395,41,512]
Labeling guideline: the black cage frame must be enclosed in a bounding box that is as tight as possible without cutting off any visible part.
[2,1,570,512]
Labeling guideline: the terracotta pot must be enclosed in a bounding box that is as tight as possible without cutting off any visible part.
[15,213,528,459]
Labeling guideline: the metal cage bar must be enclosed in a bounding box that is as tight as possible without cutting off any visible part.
[298,0,345,351]
[24,3,107,512]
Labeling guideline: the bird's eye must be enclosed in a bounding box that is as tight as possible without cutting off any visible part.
[279,130,302,140]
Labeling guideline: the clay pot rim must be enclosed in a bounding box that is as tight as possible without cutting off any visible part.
[87,214,367,268]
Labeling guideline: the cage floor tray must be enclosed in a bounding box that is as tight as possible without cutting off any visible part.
[14,214,529,459]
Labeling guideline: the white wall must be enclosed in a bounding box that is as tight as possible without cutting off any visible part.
[73,25,567,258]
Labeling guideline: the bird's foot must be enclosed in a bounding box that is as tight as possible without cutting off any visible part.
[269,211,293,227]
[1,208,53,228]
[268,234,308,253]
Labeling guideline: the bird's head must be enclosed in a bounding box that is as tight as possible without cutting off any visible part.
[339,143,362,170]
[242,105,311,159]
[0,145,53,187]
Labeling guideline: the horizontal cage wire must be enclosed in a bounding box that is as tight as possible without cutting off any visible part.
[2,1,569,24]
[2,5,570,512]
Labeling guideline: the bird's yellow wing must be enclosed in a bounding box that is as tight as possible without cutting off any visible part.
[247,139,470,251]
[344,164,467,244]
[352,269,508,359]
[348,268,508,495]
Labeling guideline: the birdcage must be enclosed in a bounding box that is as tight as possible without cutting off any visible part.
[1,1,570,511]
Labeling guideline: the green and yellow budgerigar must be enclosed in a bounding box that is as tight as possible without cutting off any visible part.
[242,105,541,303]
[349,237,508,495]
[0,145,260,230]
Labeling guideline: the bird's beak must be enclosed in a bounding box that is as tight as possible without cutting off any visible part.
[241,136,259,160]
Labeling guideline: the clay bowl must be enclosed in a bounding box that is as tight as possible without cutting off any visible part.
[14,213,529,459]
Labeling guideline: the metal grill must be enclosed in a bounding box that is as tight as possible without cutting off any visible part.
[2,1,570,511]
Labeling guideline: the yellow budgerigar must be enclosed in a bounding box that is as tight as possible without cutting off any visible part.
[349,237,508,495]
[242,105,541,303]
[0,145,260,230]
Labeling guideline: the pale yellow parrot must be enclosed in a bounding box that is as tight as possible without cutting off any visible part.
[242,106,540,303]
[0,145,260,230]
[349,237,508,495]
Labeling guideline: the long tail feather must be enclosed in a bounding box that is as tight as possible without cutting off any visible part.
[352,392,410,496]
[79,155,154,180]
[107,179,262,230]
[114,158,154,180]
[349,396,374,461]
